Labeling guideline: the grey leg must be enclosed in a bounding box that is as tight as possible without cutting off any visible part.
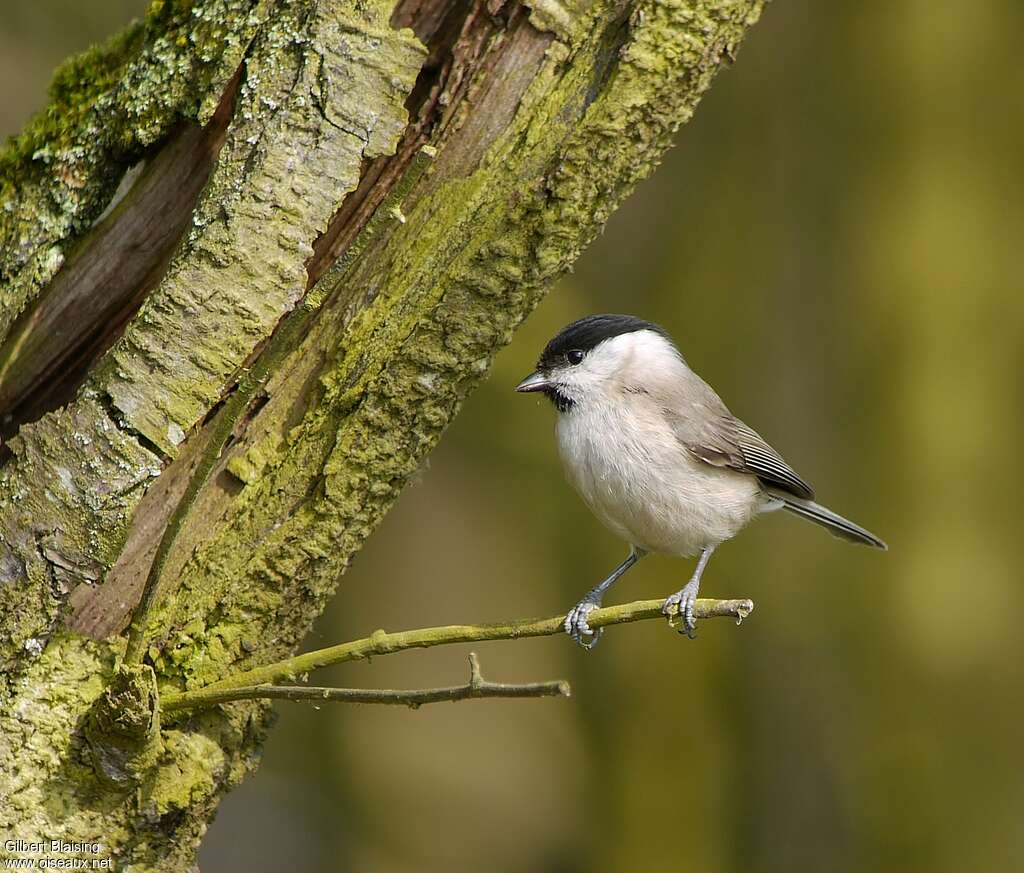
[564,549,644,650]
[662,546,716,639]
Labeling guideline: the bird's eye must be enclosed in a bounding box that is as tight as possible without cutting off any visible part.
[566,349,585,365]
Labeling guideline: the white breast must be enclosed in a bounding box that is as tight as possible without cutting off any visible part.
[556,397,762,557]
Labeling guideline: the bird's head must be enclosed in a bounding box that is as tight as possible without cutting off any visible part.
[515,314,678,412]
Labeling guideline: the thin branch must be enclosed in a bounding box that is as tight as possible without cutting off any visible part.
[163,652,569,712]
[161,596,753,711]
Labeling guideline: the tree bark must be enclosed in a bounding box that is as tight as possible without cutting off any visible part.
[0,0,762,866]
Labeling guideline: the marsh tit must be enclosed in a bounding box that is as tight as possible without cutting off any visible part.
[516,314,886,649]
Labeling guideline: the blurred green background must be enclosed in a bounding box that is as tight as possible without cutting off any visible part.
[5,2,1023,871]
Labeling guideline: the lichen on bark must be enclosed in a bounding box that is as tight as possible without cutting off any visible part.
[0,0,267,340]
[0,0,763,864]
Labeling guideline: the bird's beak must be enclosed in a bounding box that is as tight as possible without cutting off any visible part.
[515,371,551,393]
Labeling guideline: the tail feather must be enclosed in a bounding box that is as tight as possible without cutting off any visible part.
[773,493,887,550]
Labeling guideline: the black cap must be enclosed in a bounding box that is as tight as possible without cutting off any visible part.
[538,314,669,370]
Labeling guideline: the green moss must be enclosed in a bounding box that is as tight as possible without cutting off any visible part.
[0,635,127,838]
[0,26,143,188]
[0,629,266,864]
[225,430,282,484]
[143,730,224,816]
[0,0,268,342]
[84,664,163,787]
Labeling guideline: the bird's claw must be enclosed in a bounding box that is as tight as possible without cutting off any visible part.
[565,601,602,650]
[662,581,699,639]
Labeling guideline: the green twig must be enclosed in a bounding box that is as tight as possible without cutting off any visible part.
[163,652,569,712]
[161,596,753,711]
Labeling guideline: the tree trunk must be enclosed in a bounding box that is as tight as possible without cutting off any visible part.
[0,0,762,866]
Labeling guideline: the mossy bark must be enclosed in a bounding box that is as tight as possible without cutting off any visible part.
[0,0,763,866]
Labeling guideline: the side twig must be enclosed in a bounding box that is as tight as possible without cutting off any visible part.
[161,596,753,711]
[163,652,569,712]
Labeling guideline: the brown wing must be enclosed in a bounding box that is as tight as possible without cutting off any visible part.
[657,371,815,500]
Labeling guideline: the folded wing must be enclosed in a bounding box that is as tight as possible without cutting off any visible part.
[656,372,815,500]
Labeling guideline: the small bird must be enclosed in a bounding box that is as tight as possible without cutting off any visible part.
[516,314,886,648]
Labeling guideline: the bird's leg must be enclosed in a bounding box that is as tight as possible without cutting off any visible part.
[662,545,716,639]
[564,549,644,650]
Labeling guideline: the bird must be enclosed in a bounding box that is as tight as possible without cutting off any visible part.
[515,314,886,648]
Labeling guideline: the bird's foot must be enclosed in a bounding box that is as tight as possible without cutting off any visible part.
[564,599,602,650]
[662,578,700,639]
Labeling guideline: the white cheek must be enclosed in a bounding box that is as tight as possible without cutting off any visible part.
[560,365,604,395]
[558,342,632,395]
